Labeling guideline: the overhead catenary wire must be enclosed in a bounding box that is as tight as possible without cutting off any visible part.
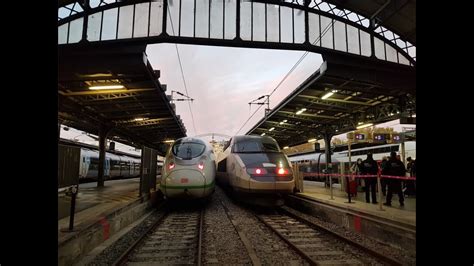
[235,10,343,135]
[167,5,197,135]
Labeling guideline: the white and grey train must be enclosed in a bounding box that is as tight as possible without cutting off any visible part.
[79,148,142,181]
[160,137,216,199]
[288,141,416,181]
[217,135,295,205]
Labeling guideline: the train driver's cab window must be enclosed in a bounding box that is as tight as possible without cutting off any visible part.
[172,139,206,160]
[233,137,281,153]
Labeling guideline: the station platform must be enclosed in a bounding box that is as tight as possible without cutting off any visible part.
[58,178,141,221]
[58,178,160,266]
[297,180,415,227]
[285,180,416,253]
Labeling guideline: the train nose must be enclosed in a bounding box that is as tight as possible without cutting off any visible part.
[162,169,206,198]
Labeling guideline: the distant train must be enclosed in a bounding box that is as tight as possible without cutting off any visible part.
[217,135,295,205]
[160,137,216,199]
[288,141,416,182]
[333,141,416,163]
[79,148,142,181]
[289,141,416,165]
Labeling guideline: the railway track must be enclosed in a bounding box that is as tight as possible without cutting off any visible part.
[256,207,400,266]
[114,207,204,266]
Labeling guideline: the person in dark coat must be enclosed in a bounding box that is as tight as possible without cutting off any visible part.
[361,153,378,204]
[405,157,416,196]
[383,151,406,207]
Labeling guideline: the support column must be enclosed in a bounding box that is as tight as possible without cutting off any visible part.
[97,125,112,188]
[401,141,406,165]
[323,132,334,199]
[369,19,376,58]
[304,0,310,45]
[323,133,332,172]
[80,0,90,43]
[139,145,145,198]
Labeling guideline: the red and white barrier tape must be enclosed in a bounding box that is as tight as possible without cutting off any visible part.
[301,172,416,181]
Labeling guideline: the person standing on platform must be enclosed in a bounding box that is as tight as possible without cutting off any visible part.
[361,153,378,204]
[406,157,416,196]
[384,151,406,207]
[351,158,363,190]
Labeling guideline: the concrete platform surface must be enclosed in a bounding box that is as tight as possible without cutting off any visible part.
[297,181,415,227]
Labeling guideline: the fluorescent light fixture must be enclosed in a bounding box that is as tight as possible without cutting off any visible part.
[134,118,145,121]
[279,119,287,125]
[269,127,275,132]
[296,108,307,115]
[89,85,124,90]
[283,146,289,149]
[163,140,175,143]
[261,133,266,136]
[308,138,317,143]
[321,90,337,100]
[356,123,373,129]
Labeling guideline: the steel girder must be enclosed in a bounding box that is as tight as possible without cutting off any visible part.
[58,0,415,66]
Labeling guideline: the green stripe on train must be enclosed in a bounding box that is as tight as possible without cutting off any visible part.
[161,180,215,189]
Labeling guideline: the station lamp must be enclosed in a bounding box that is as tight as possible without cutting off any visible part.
[308,138,317,143]
[296,108,306,115]
[261,133,266,136]
[279,119,287,125]
[269,127,275,132]
[283,146,289,149]
[356,123,373,129]
[89,84,125,90]
[163,140,175,143]
[321,90,337,100]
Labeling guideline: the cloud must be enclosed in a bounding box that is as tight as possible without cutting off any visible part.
[146,44,323,136]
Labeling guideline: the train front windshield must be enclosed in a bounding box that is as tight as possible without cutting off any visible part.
[172,140,206,159]
[233,137,281,153]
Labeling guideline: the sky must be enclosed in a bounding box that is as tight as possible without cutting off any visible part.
[59,43,414,155]
[145,43,324,137]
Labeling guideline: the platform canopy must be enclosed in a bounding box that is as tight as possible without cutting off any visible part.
[246,54,415,148]
[58,43,186,153]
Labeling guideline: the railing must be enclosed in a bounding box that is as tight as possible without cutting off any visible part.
[293,162,416,211]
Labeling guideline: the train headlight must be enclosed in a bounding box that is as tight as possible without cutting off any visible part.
[246,168,268,175]
[198,162,204,170]
[168,161,175,170]
[276,168,290,175]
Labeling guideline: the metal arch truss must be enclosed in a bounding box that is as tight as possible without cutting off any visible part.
[58,0,415,66]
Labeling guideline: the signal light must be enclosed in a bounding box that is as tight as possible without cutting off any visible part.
[168,161,175,170]
[198,162,204,170]
[247,168,267,175]
[277,168,289,175]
